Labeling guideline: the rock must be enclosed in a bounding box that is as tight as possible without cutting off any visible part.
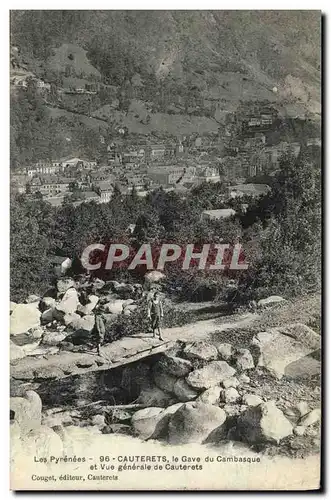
[186,361,236,390]
[183,341,218,362]
[217,343,234,361]
[103,424,133,436]
[57,278,76,294]
[242,394,263,406]
[238,374,250,384]
[237,400,293,444]
[222,377,239,389]
[41,308,55,324]
[250,324,321,379]
[10,391,42,437]
[76,359,94,368]
[91,414,106,428]
[68,315,95,333]
[145,271,166,283]
[10,303,41,336]
[113,283,135,298]
[299,409,321,427]
[41,331,66,346]
[148,403,185,439]
[236,349,255,371]
[168,402,227,445]
[25,294,40,304]
[29,326,44,339]
[156,355,192,377]
[93,278,105,290]
[63,312,81,326]
[137,387,175,407]
[34,367,64,380]
[77,295,99,315]
[103,299,127,315]
[222,387,240,403]
[296,401,310,417]
[40,296,56,311]
[55,288,80,315]
[196,386,221,405]
[294,426,306,436]
[123,304,138,313]
[10,340,25,361]
[131,407,164,439]
[153,366,177,393]
[258,296,286,308]
[223,404,247,417]
[173,379,198,402]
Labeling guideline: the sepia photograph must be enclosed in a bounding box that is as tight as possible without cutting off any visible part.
[9,9,322,491]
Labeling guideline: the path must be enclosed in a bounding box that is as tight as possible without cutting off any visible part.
[11,313,259,382]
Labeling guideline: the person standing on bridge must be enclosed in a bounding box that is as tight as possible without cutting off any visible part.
[94,305,106,356]
[147,291,164,341]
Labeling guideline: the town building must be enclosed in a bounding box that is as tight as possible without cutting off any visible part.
[201,208,236,221]
[94,181,114,203]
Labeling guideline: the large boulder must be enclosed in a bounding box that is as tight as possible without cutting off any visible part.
[55,288,80,315]
[67,314,95,333]
[41,331,67,346]
[155,355,192,377]
[168,402,227,445]
[173,379,198,402]
[10,303,41,336]
[10,391,42,437]
[153,366,177,393]
[63,312,81,326]
[57,278,76,294]
[136,387,175,407]
[237,400,293,444]
[216,343,234,361]
[258,296,286,308]
[222,387,240,403]
[103,299,127,315]
[131,407,164,439]
[250,324,321,379]
[39,296,56,312]
[222,377,240,389]
[242,394,263,407]
[41,308,55,324]
[235,349,255,371]
[196,386,221,405]
[148,403,185,440]
[186,361,236,390]
[183,341,218,362]
[77,295,99,315]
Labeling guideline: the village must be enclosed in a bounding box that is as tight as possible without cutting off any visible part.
[11,94,316,217]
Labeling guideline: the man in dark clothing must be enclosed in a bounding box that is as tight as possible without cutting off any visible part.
[147,291,164,340]
[94,306,106,356]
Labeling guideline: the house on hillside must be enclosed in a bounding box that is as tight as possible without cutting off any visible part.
[196,166,220,183]
[201,208,236,221]
[228,183,271,199]
[94,181,114,203]
[149,145,166,162]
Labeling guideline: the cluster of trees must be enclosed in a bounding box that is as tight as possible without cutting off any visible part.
[10,147,321,304]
